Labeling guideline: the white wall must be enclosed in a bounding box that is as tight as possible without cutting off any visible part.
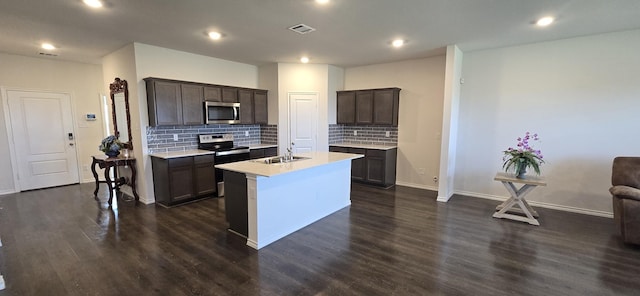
[344,57,446,190]
[327,65,345,124]
[277,63,331,154]
[0,53,104,193]
[455,29,640,215]
[132,43,259,203]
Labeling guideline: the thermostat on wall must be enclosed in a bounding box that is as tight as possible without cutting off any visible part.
[85,113,96,121]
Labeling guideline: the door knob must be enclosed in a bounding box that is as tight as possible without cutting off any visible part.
[69,143,75,146]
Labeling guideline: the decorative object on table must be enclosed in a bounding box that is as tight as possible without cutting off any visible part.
[610,156,640,245]
[502,132,544,179]
[99,135,124,158]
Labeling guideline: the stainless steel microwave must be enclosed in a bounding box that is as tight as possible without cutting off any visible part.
[205,101,240,124]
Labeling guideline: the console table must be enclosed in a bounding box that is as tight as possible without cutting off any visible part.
[493,172,547,226]
[91,155,139,205]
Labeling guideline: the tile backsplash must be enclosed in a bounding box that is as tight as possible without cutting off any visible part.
[147,124,278,153]
[329,124,398,145]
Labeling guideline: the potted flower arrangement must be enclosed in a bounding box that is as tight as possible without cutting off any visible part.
[99,135,124,158]
[502,132,544,179]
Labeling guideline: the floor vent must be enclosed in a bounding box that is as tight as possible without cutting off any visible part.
[39,52,58,57]
[288,24,316,34]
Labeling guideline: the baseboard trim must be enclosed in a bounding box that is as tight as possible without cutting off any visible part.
[395,181,438,192]
[454,190,613,218]
[0,189,17,196]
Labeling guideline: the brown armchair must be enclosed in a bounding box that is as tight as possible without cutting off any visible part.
[610,157,640,245]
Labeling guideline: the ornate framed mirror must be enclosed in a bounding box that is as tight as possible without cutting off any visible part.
[109,78,133,149]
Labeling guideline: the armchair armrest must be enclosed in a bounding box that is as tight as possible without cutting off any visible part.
[610,185,640,201]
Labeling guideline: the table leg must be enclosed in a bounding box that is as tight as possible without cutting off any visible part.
[492,181,540,225]
[105,166,114,205]
[129,160,139,202]
[91,158,99,197]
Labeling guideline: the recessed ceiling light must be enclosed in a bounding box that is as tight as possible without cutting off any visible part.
[83,0,103,8]
[391,39,405,48]
[208,31,222,40]
[316,0,330,4]
[536,16,554,27]
[41,43,56,50]
[300,56,310,63]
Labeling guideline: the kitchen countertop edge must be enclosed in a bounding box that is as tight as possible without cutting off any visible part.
[215,151,363,177]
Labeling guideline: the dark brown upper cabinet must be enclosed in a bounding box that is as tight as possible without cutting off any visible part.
[222,87,239,103]
[238,89,254,124]
[146,77,269,126]
[355,90,374,124]
[337,91,356,124]
[204,86,222,102]
[336,87,401,126]
[239,89,269,125]
[146,79,182,126]
[145,78,205,126]
[180,84,204,125]
[253,90,268,124]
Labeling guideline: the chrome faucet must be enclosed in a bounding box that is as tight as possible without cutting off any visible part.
[286,142,295,161]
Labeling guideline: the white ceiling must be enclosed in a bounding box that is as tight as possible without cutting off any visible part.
[1,0,640,67]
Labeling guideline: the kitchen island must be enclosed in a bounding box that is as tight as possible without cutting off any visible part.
[215,151,363,250]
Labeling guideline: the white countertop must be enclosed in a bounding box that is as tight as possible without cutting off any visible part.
[148,149,215,159]
[330,143,398,150]
[248,143,278,149]
[215,151,363,177]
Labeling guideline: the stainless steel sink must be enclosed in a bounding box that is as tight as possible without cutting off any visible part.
[251,155,310,164]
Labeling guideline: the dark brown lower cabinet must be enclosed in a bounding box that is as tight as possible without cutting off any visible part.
[329,146,397,187]
[151,154,216,206]
[223,170,248,237]
[249,147,278,159]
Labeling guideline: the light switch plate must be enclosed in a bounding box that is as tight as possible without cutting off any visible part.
[354,130,357,136]
[173,134,179,141]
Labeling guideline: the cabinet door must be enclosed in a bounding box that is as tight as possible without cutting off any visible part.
[373,88,397,125]
[168,165,194,201]
[204,86,222,102]
[365,149,386,184]
[337,91,355,124]
[350,148,367,181]
[238,89,254,124]
[254,90,268,124]
[194,162,215,196]
[222,87,238,103]
[355,91,373,124]
[181,84,204,125]
[152,81,182,126]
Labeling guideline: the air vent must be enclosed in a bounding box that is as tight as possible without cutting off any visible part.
[39,52,58,57]
[288,23,316,34]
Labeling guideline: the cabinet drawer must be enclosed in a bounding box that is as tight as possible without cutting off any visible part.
[350,148,366,155]
[194,154,214,164]
[366,149,386,157]
[168,157,193,168]
[329,146,349,153]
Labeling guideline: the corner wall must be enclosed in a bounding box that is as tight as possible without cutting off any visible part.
[455,29,640,215]
[344,56,446,191]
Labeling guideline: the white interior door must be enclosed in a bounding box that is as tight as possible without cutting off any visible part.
[7,90,79,190]
[289,93,317,154]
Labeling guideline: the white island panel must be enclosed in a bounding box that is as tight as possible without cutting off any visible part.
[246,158,353,249]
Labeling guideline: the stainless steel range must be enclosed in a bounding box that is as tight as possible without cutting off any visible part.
[197,134,250,196]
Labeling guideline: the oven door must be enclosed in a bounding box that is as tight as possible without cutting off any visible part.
[205,101,240,124]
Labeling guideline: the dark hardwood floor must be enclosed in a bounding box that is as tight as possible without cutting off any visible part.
[0,183,639,295]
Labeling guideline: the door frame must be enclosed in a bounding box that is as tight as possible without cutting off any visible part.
[287,92,318,153]
[1,87,81,193]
